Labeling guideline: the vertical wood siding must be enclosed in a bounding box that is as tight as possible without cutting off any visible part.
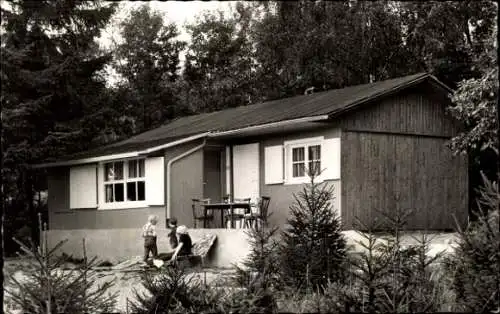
[341,131,468,230]
[166,140,205,228]
[339,87,459,137]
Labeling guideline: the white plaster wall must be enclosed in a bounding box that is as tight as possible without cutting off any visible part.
[47,228,252,268]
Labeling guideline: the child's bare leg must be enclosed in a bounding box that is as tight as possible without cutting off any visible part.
[152,243,158,259]
[144,246,151,262]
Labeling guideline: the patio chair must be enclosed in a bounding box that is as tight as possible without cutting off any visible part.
[192,198,213,228]
[224,197,251,228]
[243,196,271,230]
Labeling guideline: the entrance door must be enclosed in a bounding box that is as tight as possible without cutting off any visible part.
[232,143,260,202]
[204,149,222,202]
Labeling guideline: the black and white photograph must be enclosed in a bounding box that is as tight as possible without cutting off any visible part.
[2,0,499,313]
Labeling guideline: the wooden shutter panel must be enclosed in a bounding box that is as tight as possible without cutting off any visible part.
[97,163,104,205]
[146,157,165,205]
[225,146,231,195]
[70,164,97,208]
[265,145,284,184]
[321,138,341,180]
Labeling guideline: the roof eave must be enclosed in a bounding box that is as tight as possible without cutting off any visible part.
[32,116,331,168]
[209,115,330,138]
[31,132,211,169]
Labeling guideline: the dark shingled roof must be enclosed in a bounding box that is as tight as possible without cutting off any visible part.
[53,73,447,163]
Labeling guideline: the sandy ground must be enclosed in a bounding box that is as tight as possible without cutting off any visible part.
[3,231,459,313]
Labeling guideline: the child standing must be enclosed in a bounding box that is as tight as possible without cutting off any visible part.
[142,215,158,262]
[167,217,179,250]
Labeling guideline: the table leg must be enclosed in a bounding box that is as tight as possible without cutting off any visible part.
[230,205,234,229]
[203,207,207,228]
[220,208,224,228]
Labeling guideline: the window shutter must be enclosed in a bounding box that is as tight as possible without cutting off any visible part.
[265,145,284,184]
[146,157,165,205]
[97,163,104,205]
[321,138,341,180]
[70,164,97,208]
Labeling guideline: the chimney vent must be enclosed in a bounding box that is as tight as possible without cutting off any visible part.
[304,87,315,95]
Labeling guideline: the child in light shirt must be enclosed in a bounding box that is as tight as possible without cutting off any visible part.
[142,215,158,262]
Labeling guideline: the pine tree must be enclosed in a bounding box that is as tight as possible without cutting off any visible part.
[1,0,117,255]
[348,208,450,313]
[5,231,117,313]
[280,171,347,291]
[232,214,281,313]
[444,173,500,313]
[234,224,281,291]
[182,6,259,113]
[129,265,267,314]
[113,5,186,131]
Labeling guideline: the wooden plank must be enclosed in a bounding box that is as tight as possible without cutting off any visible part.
[339,88,458,137]
[341,131,467,230]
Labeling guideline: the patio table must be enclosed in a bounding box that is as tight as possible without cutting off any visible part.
[201,202,251,228]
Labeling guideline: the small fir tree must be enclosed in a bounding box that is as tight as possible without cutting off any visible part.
[5,233,117,314]
[346,208,452,313]
[130,265,267,314]
[280,170,347,291]
[233,213,281,312]
[129,266,210,313]
[234,218,281,290]
[444,173,500,313]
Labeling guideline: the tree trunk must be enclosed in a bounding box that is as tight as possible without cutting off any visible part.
[25,169,37,250]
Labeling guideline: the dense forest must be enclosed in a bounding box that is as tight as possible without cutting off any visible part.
[1,0,498,255]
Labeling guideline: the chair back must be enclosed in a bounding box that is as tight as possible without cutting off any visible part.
[223,195,251,204]
[232,198,250,215]
[192,198,211,218]
[258,196,271,218]
[234,198,251,203]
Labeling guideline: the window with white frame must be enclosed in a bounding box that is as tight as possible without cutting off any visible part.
[291,144,321,177]
[265,136,339,186]
[104,159,145,203]
[285,137,324,184]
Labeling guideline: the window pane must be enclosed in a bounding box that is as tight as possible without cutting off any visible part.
[127,182,137,201]
[293,163,305,177]
[128,160,137,178]
[309,145,321,160]
[114,162,123,180]
[105,184,113,202]
[105,163,113,181]
[115,183,124,202]
[137,181,145,201]
[138,159,145,177]
[292,147,305,162]
[309,161,321,176]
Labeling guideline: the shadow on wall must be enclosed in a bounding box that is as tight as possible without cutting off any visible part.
[46,228,252,268]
